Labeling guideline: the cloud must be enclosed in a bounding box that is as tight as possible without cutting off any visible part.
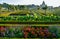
[1,0,60,7]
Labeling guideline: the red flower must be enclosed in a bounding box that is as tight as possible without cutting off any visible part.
[0,26,5,32]
[26,27,31,32]
[31,27,35,31]
[40,31,45,37]
[36,27,39,31]
[40,27,43,30]
[44,31,51,37]
[39,27,43,32]
[31,31,35,35]
[23,27,31,32]
[24,31,28,38]
[44,28,49,32]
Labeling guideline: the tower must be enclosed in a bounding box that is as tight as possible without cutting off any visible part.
[41,1,46,8]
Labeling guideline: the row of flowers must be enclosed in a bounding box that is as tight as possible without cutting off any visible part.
[0,26,57,38]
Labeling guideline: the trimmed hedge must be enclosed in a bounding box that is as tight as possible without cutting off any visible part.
[0,15,60,22]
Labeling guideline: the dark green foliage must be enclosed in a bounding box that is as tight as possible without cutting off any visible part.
[42,5,47,10]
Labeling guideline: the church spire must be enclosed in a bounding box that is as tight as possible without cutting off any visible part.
[42,1,45,6]
[41,1,46,8]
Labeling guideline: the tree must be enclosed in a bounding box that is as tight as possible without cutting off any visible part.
[0,4,2,13]
[0,4,2,11]
[42,5,47,14]
[20,5,25,10]
[8,5,16,11]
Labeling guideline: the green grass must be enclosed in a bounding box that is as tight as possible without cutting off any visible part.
[0,38,58,39]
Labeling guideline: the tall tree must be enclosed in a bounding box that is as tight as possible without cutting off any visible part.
[0,6,1,11]
[0,4,2,13]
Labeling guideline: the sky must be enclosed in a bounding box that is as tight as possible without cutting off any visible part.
[0,0,60,7]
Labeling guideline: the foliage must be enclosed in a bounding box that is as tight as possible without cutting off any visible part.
[0,14,60,22]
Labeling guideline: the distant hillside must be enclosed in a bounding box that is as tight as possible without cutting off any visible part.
[53,7,60,15]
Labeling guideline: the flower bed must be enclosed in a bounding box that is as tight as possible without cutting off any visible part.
[0,26,57,38]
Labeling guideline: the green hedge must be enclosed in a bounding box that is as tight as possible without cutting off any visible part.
[0,15,60,22]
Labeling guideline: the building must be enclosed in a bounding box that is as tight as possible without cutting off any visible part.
[47,6,54,11]
[27,4,38,10]
[40,1,54,11]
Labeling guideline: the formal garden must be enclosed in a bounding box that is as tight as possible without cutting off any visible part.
[0,1,60,39]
